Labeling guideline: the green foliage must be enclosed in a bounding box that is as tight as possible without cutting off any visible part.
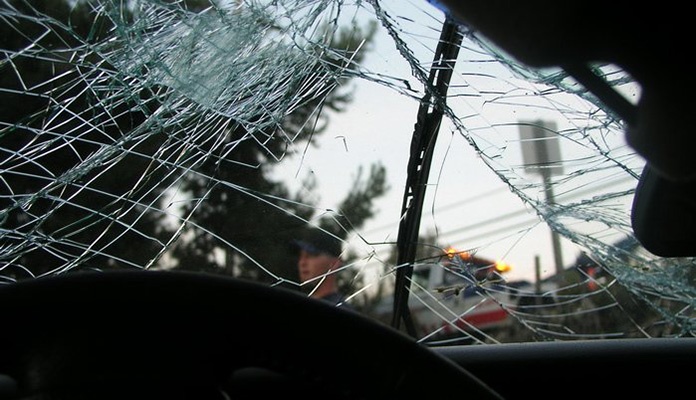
[0,0,171,277]
[0,0,386,285]
[160,8,386,285]
[282,19,379,138]
[320,163,388,235]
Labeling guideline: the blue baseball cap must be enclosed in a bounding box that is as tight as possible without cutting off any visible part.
[293,228,342,258]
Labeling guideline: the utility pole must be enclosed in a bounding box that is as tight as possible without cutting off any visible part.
[534,255,541,293]
[520,120,564,276]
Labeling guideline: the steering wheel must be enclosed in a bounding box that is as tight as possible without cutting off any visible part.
[0,271,503,399]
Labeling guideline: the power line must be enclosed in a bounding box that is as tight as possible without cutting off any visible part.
[355,174,636,261]
[436,174,635,240]
[363,186,505,235]
[366,172,635,239]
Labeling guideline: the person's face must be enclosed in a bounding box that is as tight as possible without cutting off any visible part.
[297,249,339,283]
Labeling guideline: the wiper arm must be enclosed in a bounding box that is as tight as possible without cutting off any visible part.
[392,18,462,337]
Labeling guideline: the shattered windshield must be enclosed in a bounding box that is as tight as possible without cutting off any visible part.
[1,0,694,346]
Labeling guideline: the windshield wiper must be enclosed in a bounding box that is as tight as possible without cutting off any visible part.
[392,18,462,337]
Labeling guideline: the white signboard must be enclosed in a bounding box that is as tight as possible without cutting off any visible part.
[519,120,563,177]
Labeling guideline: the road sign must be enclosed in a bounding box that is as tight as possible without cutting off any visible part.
[519,120,563,177]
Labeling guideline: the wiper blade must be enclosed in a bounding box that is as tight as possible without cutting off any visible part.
[392,18,462,337]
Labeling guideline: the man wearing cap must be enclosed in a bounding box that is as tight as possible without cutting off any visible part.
[293,227,351,308]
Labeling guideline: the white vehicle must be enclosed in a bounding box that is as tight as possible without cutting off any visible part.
[373,251,544,342]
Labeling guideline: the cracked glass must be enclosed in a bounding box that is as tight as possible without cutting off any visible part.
[1,0,694,356]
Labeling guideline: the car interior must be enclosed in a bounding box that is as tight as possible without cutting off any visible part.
[1,0,694,399]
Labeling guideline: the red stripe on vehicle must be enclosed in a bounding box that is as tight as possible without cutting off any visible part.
[456,309,509,328]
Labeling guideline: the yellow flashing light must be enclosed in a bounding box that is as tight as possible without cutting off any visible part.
[495,260,512,273]
[445,247,470,260]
